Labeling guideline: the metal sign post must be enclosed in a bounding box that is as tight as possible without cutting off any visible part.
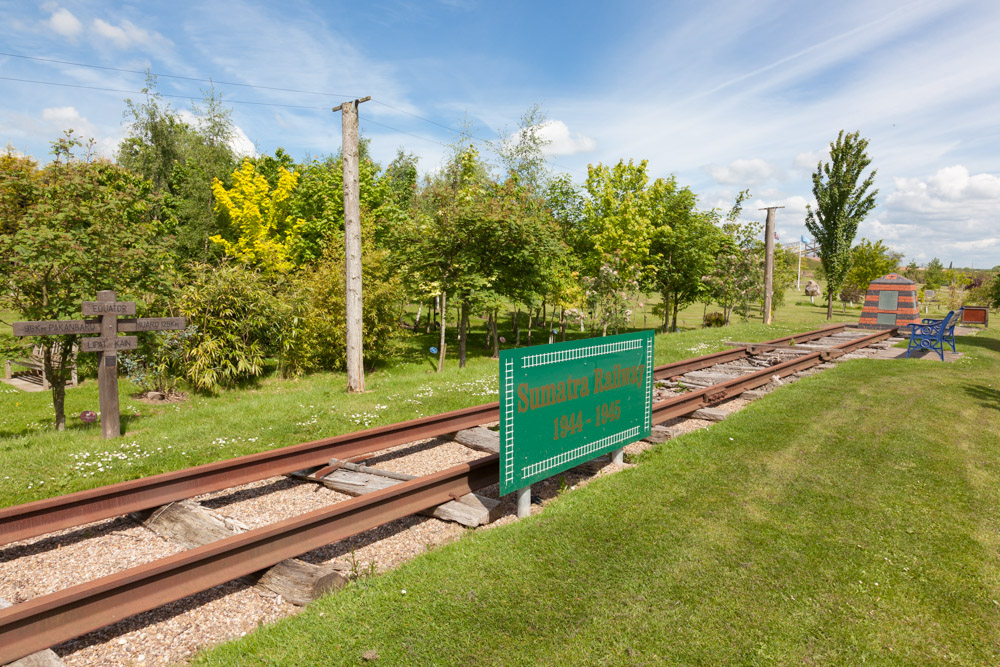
[13,290,185,438]
[499,331,654,516]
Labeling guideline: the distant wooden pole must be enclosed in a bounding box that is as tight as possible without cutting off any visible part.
[333,96,370,393]
[759,206,784,325]
[97,289,121,438]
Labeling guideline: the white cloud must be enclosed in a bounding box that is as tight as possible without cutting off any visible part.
[176,109,257,158]
[91,17,172,51]
[46,7,82,37]
[535,120,596,156]
[708,158,781,185]
[41,106,97,138]
[793,149,827,171]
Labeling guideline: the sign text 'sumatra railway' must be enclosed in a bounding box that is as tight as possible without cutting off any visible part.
[500,330,654,495]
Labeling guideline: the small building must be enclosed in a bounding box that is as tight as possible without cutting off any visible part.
[857,273,920,330]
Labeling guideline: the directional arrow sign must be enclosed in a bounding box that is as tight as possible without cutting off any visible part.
[12,320,101,336]
[80,336,138,353]
[117,317,186,332]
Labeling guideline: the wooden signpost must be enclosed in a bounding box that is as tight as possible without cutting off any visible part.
[12,290,185,439]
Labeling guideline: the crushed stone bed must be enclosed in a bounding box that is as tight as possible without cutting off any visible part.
[0,337,888,665]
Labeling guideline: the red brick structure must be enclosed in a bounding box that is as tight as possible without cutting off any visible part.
[858,273,920,330]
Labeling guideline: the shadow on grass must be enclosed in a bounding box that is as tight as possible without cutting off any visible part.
[962,383,1000,411]
[955,334,1000,354]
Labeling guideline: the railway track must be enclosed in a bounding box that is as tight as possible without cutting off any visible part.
[0,324,896,664]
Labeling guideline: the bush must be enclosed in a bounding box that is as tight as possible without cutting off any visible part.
[120,326,197,394]
[703,311,725,328]
[179,263,285,392]
[281,244,400,375]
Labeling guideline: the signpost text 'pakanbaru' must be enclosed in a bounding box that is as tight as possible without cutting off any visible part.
[12,290,185,439]
[499,330,654,499]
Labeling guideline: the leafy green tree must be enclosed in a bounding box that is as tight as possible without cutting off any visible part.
[118,79,237,263]
[704,191,762,324]
[578,160,656,334]
[902,259,921,282]
[924,257,945,289]
[210,158,303,274]
[844,238,901,292]
[805,130,879,319]
[648,176,720,331]
[0,134,174,429]
[282,242,400,375]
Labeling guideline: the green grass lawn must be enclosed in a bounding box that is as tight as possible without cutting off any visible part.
[194,329,1000,666]
[0,316,822,509]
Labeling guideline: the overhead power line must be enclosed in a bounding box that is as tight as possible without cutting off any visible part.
[1,50,588,176]
[0,75,331,110]
[0,50,357,99]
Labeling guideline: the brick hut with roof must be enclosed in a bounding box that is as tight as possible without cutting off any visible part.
[858,273,920,330]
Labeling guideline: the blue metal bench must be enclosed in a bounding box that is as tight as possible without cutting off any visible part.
[906,309,959,361]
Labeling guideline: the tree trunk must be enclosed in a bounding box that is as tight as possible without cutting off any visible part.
[527,307,534,346]
[458,296,469,369]
[427,297,436,334]
[414,303,423,328]
[52,383,66,431]
[514,308,521,345]
[437,291,447,372]
[826,289,834,320]
[491,309,500,359]
[671,299,680,332]
[560,307,567,342]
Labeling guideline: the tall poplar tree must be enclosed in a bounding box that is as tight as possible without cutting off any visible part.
[805,130,878,319]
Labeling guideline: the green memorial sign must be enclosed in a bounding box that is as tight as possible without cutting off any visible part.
[499,330,654,496]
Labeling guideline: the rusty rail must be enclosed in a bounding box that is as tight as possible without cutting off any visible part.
[0,324,848,548]
[652,327,894,423]
[0,402,498,546]
[0,455,499,665]
[0,326,895,663]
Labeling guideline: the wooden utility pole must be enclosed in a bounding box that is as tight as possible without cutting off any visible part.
[333,96,370,393]
[759,206,784,325]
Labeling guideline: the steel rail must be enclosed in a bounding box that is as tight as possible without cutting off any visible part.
[0,402,499,546]
[0,323,851,548]
[651,328,895,423]
[0,455,499,665]
[0,328,896,663]
[652,323,845,379]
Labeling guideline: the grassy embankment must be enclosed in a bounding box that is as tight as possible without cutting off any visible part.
[1,290,825,508]
[195,327,1000,666]
[0,283,973,510]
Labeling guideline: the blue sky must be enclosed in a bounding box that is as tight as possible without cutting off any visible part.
[2,0,999,267]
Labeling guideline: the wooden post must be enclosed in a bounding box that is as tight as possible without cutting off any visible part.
[333,96,370,394]
[759,206,784,325]
[96,290,121,438]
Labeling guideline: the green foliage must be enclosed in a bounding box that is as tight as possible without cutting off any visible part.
[902,259,921,282]
[805,130,878,318]
[580,159,654,276]
[943,268,971,311]
[648,177,719,331]
[178,263,284,392]
[703,311,725,327]
[211,159,304,273]
[120,326,197,394]
[282,242,400,375]
[924,257,945,289]
[844,238,901,292]
[704,191,762,324]
[0,134,175,427]
[118,79,237,263]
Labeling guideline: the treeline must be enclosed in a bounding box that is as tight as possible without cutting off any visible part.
[1,91,806,405]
